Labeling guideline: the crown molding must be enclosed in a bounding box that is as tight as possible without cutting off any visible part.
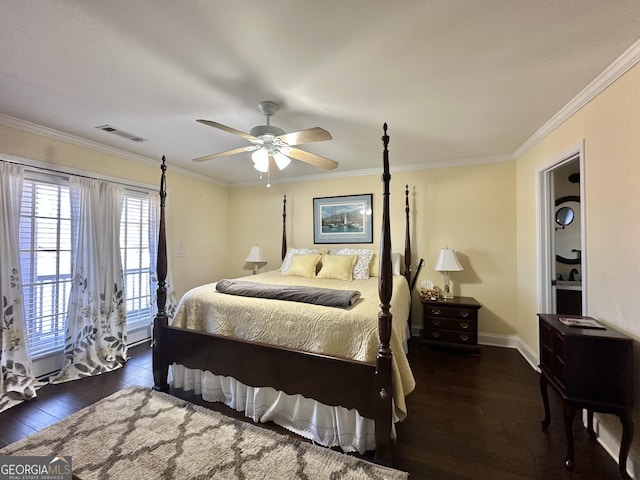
[0,113,227,187]
[233,154,515,188]
[514,38,640,159]
[2,110,511,188]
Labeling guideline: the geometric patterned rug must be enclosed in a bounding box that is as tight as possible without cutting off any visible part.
[0,386,408,479]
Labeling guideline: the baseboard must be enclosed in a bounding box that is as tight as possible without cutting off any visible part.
[478,332,540,372]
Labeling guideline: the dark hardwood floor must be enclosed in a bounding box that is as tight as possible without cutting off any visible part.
[0,342,624,479]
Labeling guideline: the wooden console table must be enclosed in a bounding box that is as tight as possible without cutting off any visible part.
[538,313,634,479]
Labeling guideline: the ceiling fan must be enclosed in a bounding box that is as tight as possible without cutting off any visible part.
[193,101,338,173]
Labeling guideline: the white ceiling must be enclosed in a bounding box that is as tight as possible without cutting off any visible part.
[1,1,639,186]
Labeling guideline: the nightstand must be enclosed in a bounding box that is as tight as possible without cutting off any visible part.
[420,296,481,352]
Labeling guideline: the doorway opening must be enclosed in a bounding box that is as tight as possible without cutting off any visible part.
[538,143,586,316]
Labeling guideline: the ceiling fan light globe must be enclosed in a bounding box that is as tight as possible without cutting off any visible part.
[252,148,269,172]
[273,152,291,170]
[253,161,269,173]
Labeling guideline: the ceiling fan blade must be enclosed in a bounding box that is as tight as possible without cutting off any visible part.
[196,119,258,141]
[285,147,339,170]
[277,127,332,146]
[193,145,260,163]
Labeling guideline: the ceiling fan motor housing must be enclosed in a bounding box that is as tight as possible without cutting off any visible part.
[249,124,286,139]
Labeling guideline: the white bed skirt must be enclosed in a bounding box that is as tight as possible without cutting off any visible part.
[170,364,398,454]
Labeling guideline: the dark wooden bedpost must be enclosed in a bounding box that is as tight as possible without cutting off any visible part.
[375,123,394,464]
[281,194,287,261]
[404,184,411,286]
[152,156,170,392]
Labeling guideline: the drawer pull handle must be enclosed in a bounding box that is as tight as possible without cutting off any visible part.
[460,334,469,342]
[431,309,441,315]
[432,331,441,338]
[432,319,441,326]
[460,321,469,329]
[460,311,470,318]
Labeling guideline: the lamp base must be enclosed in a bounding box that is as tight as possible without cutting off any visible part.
[441,281,454,299]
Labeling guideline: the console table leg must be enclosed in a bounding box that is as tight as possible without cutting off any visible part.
[563,403,576,471]
[539,373,551,430]
[618,410,634,480]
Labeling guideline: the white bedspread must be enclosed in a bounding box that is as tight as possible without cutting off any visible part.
[170,270,416,453]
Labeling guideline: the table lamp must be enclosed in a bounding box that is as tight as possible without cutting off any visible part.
[244,245,267,274]
[434,247,463,298]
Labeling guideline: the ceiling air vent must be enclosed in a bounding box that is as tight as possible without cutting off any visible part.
[95,125,148,143]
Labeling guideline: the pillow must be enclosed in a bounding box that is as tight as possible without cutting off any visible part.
[280,248,322,273]
[284,254,322,277]
[369,252,402,277]
[317,254,358,281]
[336,248,374,280]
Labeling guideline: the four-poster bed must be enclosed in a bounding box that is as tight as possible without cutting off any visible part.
[152,124,414,463]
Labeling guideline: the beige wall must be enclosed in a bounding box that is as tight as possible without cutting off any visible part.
[515,62,640,462]
[229,162,518,336]
[0,123,229,299]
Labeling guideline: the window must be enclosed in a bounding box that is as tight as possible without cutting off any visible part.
[19,171,154,359]
[19,174,72,358]
[120,191,152,333]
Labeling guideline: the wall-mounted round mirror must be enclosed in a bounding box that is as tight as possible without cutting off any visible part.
[555,206,574,228]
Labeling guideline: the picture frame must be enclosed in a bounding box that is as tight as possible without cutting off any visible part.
[313,194,373,244]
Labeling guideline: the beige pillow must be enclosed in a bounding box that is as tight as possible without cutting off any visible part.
[284,254,322,277]
[317,254,357,281]
[336,248,374,280]
[280,247,328,273]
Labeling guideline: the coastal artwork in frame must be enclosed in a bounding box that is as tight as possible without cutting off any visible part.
[313,194,373,244]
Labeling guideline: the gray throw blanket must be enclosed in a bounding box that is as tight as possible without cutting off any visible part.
[215,279,361,308]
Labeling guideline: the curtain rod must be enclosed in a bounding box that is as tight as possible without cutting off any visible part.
[0,156,157,193]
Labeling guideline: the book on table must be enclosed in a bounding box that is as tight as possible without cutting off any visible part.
[557,316,606,329]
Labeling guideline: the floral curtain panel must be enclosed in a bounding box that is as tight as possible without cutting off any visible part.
[0,162,39,413]
[50,178,127,383]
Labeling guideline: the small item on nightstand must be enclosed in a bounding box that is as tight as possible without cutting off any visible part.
[419,280,440,300]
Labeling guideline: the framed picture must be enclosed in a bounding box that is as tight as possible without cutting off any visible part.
[313,194,373,244]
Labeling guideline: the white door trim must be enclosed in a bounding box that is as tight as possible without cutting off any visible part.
[536,140,586,315]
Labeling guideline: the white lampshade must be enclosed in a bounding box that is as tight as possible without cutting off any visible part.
[434,247,463,272]
[245,245,267,263]
[244,245,267,274]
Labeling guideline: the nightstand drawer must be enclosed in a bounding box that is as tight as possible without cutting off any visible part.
[423,328,477,345]
[424,316,476,332]
[423,305,477,321]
